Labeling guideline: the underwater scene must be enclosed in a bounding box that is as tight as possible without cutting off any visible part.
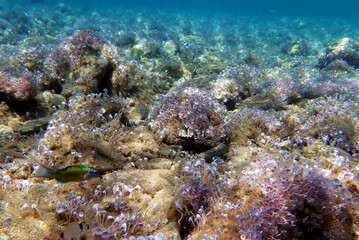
[1,0,359,239]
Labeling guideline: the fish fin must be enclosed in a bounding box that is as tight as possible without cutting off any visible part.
[35,162,54,179]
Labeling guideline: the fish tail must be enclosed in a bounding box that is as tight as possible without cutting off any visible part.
[35,162,55,179]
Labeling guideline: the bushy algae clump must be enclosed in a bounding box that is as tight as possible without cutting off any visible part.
[149,87,228,151]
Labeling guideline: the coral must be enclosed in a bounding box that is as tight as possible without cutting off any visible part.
[0,66,38,101]
[149,87,227,151]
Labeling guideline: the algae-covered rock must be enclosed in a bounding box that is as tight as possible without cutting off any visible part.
[0,66,38,101]
[194,52,227,75]
[243,91,286,111]
[210,78,239,107]
[319,37,359,68]
[324,59,355,72]
[45,30,139,97]
[243,53,263,66]
[17,115,54,135]
[0,124,13,136]
[36,90,66,111]
[281,39,311,56]
[160,59,184,79]
[115,31,137,47]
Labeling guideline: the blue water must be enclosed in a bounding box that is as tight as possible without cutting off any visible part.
[2,0,358,62]
[19,0,359,19]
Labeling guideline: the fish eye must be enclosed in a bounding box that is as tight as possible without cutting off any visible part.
[88,168,99,176]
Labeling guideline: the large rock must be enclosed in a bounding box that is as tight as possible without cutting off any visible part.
[319,38,359,68]
[0,66,38,101]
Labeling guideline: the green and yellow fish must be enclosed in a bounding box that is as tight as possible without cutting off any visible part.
[35,163,102,183]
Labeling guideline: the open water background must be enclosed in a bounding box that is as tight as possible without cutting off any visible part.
[14,0,359,19]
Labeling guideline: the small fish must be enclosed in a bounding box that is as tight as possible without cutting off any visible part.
[35,163,101,183]
[60,222,92,240]
[268,9,278,13]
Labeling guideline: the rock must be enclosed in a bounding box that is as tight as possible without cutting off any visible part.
[37,90,66,109]
[0,66,38,101]
[17,115,54,135]
[210,78,239,106]
[323,59,354,72]
[45,30,119,96]
[163,40,178,55]
[243,53,263,66]
[0,124,14,136]
[199,143,228,163]
[160,60,183,79]
[115,31,137,47]
[243,91,286,111]
[281,39,310,56]
[319,38,359,68]
[7,118,22,130]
